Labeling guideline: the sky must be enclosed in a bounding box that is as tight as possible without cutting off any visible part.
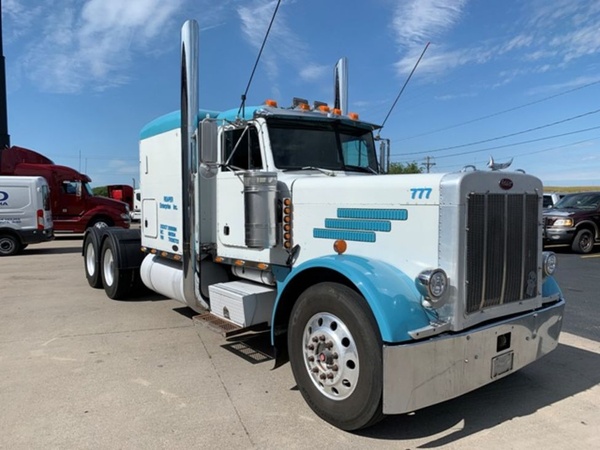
[2,0,600,188]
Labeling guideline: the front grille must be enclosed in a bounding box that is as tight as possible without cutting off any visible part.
[466,193,539,314]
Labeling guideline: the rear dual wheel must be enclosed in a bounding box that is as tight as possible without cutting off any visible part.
[101,239,135,300]
[83,229,103,288]
[288,282,384,431]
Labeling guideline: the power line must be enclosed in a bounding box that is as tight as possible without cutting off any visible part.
[400,108,600,156]
[393,79,600,142]
[393,125,600,161]
[433,136,600,170]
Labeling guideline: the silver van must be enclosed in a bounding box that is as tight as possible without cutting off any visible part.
[0,176,54,256]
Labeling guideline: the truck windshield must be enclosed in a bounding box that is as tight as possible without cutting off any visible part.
[267,119,378,173]
[83,183,94,197]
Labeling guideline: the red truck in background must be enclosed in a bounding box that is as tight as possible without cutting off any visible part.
[107,185,134,210]
[0,146,130,232]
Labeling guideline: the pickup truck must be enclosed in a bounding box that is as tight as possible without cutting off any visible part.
[543,191,600,253]
[543,192,565,209]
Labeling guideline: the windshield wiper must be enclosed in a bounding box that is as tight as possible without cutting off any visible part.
[344,165,378,174]
[281,166,336,176]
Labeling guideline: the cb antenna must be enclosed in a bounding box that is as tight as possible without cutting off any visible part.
[237,0,282,118]
[378,41,430,135]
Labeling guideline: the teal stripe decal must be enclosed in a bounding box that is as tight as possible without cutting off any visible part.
[337,208,408,220]
[325,218,391,232]
[313,229,376,242]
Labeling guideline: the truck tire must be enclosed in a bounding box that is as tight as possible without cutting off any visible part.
[0,234,21,256]
[288,282,384,431]
[83,229,103,288]
[571,229,594,254]
[101,238,134,299]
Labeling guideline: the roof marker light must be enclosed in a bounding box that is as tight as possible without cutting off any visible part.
[265,99,278,107]
[348,112,359,120]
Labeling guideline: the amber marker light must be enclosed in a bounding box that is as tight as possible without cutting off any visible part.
[214,256,224,263]
[318,105,330,113]
[333,239,347,254]
[332,108,342,115]
[265,99,278,107]
[257,263,269,270]
[348,112,359,120]
[234,260,245,266]
[299,102,310,110]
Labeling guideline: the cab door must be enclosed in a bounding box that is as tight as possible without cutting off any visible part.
[216,124,264,248]
[54,179,86,222]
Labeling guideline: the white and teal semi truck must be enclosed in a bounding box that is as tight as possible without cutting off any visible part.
[81,20,565,430]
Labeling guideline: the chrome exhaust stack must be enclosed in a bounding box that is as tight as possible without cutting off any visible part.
[333,57,348,114]
[180,20,207,311]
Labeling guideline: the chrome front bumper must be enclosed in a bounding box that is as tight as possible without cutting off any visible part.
[382,299,565,414]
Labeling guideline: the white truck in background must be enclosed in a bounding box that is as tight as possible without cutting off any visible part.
[81,20,565,430]
[131,189,141,222]
[0,175,53,256]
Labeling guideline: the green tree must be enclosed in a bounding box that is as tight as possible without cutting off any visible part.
[92,186,108,197]
[387,162,423,174]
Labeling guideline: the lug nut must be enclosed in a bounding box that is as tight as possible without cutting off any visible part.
[319,373,326,380]
[319,335,326,341]
[332,353,338,359]
[311,367,319,373]
[327,373,334,379]
[331,365,338,372]
[307,344,314,351]
[312,336,319,343]
[308,356,314,362]
[325,341,333,349]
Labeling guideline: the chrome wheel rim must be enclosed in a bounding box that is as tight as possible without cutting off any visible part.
[85,242,96,276]
[302,312,359,401]
[103,248,114,286]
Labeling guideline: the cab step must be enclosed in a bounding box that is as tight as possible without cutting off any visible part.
[192,312,267,338]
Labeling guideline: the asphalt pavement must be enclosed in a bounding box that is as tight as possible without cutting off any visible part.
[1,236,599,449]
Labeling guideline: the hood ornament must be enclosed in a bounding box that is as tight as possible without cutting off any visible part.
[488,156,513,171]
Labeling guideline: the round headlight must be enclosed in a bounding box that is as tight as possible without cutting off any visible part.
[429,271,447,297]
[416,268,448,308]
[543,251,557,277]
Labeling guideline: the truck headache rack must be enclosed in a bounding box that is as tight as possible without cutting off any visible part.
[466,193,539,313]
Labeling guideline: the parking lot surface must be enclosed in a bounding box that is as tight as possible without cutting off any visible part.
[1,237,599,449]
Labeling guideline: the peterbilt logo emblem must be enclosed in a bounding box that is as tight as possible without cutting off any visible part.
[499,178,513,190]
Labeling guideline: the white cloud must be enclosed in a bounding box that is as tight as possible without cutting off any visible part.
[392,0,467,48]
[236,0,332,90]
[299,64,328,82]
[391,0,600,86]
[6,0,184,93]
[525,75,600,96]
[238,0,308,81]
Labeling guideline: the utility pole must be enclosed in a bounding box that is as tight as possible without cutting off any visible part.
[423,156,436,173]
[0,0,11,149]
